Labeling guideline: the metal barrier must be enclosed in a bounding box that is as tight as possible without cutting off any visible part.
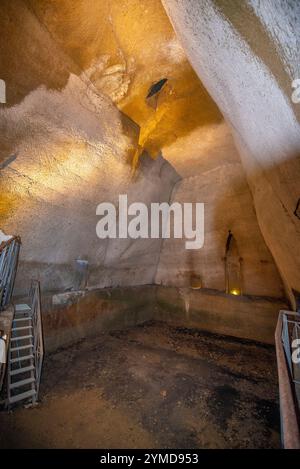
[281,311,300,406]
[29,280,44,400]
[276,310,300,448]
[0,237,21,311]
[6,280,44,406]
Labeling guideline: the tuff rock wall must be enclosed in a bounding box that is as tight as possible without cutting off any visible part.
[0,0,288,305]
[162,0,300,306]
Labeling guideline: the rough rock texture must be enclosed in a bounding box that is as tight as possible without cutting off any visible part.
[0,0,289,305]
[23,0,223,158]
[0,321,281,448]
[0,0,179,295]
[155,286,287,345]
[162,0,300,306]
[157,123,284,298]
[41,286,157,352]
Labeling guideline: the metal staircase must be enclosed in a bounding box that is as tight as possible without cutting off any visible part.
[0,236,44,407]
[7,281,44,407]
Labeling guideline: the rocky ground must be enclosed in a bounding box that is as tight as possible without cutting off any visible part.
[0,321,280,448]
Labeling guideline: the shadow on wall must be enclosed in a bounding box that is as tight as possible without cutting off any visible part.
[38,285,289,351]
[156,155,292,301]
[7,151,180,297]
[212,154,300,305]
[1,0,299,310]
[122,73,223,164]
[212,0,300,124]
[22,0,224,166]
[0,0,79,109]
[161,0,300,309]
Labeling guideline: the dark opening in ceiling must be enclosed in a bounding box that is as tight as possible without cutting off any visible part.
[146,78,168,99]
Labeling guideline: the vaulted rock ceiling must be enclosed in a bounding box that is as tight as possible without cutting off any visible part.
[0,0,298,306]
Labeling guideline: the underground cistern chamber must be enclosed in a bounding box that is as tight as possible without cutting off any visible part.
[0,0,300,458]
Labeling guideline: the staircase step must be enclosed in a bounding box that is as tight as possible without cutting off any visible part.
[10,344,33,352]
[8,389,36,404]
[12,325,32,332]
[13,317,32,323]
[14,314,32,320]
[11,335,33,342]
[9,377,35,390]
[10,354,34,363]
[10,365,35,376]
[15,304,31,312]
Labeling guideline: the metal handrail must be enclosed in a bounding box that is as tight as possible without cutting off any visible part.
[0,236,21,311]
[276,310,300,448]
[29,280,44,400]
[281,311,300,397]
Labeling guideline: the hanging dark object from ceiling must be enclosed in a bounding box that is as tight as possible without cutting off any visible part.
[146,78,168,99]
[294,198,300,220]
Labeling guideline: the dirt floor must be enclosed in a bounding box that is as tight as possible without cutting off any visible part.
[0,321,280,448]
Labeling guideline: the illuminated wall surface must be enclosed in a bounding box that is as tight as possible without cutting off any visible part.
[0,0,299,304]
